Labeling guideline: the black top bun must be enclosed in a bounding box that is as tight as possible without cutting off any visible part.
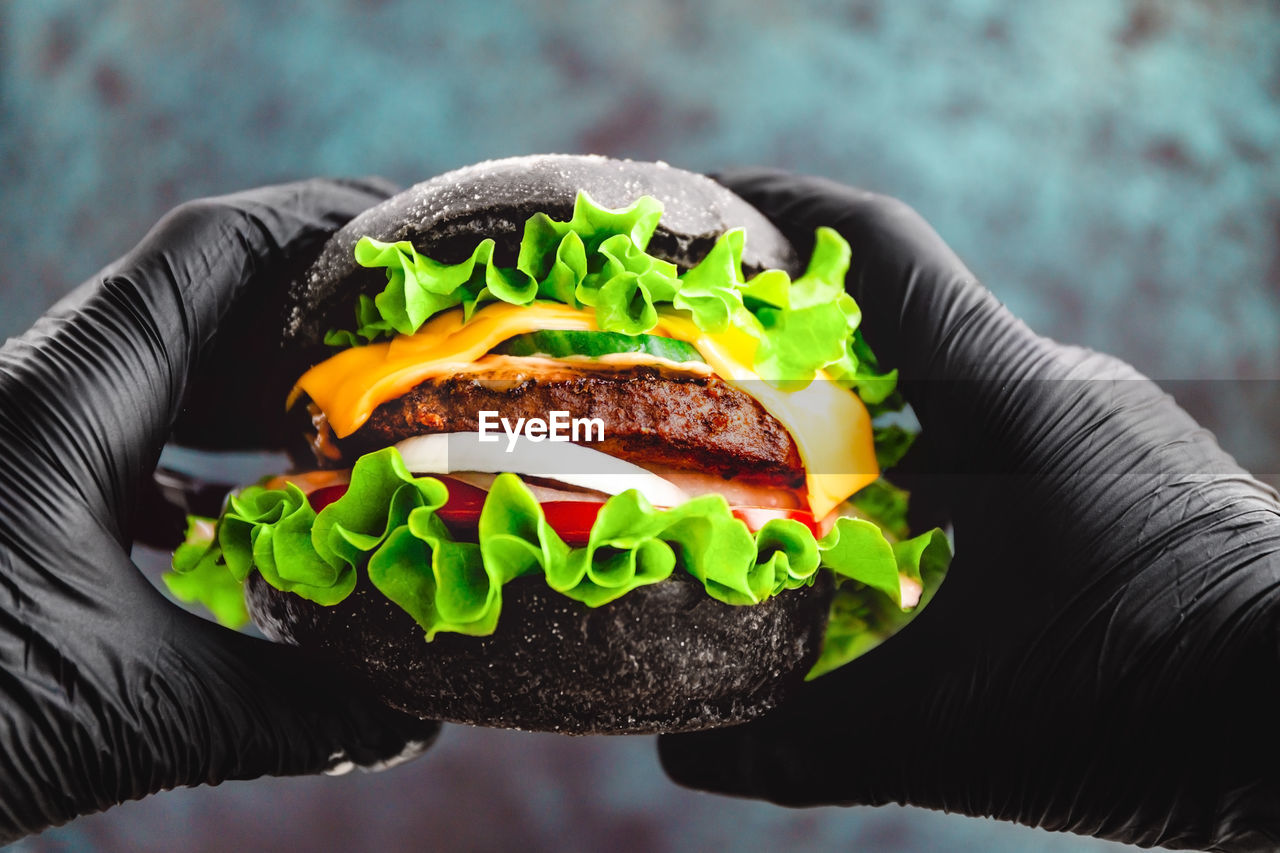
[255,155,829,734]
[285,154,800,347]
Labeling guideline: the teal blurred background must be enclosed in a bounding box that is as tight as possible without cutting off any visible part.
[2,1,1277,850]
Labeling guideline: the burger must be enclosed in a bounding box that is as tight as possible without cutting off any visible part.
[167,155,949,734]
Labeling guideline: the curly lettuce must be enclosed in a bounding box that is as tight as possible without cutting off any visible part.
[324,192,896,400]
[165,448,949,677]
[165,195,946,675]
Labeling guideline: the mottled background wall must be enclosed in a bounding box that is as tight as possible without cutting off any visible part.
[2,0,1278,850]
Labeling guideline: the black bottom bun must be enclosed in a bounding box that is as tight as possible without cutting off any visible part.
[246,571,832,734]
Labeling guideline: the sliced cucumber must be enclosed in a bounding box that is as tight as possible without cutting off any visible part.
[492,329,705,364]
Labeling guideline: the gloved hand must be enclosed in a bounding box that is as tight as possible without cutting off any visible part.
[659,169,1280,852]
[0,180,440,842]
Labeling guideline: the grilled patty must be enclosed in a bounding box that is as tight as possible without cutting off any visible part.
[341,364,804,487]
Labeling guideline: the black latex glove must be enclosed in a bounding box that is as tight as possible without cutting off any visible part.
[0,180,440,842]
[659,169,1280,852]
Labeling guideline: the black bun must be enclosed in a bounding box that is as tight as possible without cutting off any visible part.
[262,155,825,734]
[247,571,831,734]
[286,154,800,346]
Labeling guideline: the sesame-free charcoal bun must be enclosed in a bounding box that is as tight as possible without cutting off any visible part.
[245,570,832,733]
[285,154,801,346]
[263,155,825,733]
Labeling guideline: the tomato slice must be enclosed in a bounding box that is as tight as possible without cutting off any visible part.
[537,501,603,546]
[308,484,348,511]
[309,478,485,512]
[306,478,602,546]
[425,476,489,540]
[433,476,489,509]
[305,480,819,545]
[432,485,603,546]
[731,506,823,538]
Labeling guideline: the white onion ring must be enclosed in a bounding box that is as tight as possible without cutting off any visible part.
[393,432,690,508]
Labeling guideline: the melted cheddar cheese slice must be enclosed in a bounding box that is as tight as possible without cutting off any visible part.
[295,302,878,518]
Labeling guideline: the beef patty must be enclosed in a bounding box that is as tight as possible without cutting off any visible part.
[340,364,804,487]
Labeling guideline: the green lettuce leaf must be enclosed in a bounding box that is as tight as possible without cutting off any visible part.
[847,478,913,541]
[326,193,896,402]
[311,448,449,571]
[164,516,249,628]
[808,527,950,679]
[216,483,352,604]
[872,424,916,470]
[163,447,950,677]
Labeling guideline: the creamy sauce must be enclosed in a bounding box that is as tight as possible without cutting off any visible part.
[447,471,612,504]
[641,462,804,509]
[401,352,712,384]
